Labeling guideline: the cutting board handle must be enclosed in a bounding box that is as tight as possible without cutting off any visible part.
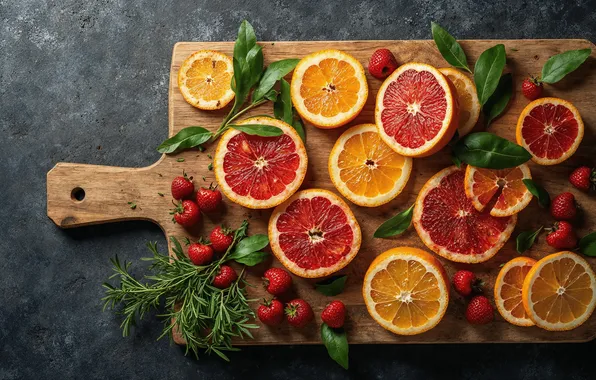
[46,161,166,228]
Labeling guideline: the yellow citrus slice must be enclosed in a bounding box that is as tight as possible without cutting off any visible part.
[290,49,368,129]
[177,50,235,110]
[328,124,412,207]
[522,251,596,331]
[213,117,307,209]
[516,97,584,166]
[363,247,449,335]
[439,68,480,136]
[494,256,537,326]
[464,164,533,217]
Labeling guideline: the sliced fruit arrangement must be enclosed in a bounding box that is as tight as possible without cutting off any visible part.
[464,164,533,217]
[494,257,537,327]
[213,116,308,209]
[522,251,596,331]
[328,124,412,207]
[516,97,584,166]
[412,166,517,263]
[290,49,368,129]
[178,50,235,110]
[268,189,361,278]
[375,62,459,157]
[439,68,480,136]
[362,247,449,335]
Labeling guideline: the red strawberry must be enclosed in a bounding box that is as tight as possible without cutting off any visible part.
[550,192,578,220]
[321,300,346,328]
[196,183,222,213]
[368,49,398,80]
[569,166,596,191]
[257,299,284,326]
[212,265,237,289]
[187,241,213,266]
[285,299,314,328]
[209,226,234,253]
[263,268,292,296]
[452,270,483,297]
[522,77,543,100]
[465,295,494,325]
[546,221,578,249]
[171,171,194,200]
[170,200,201,227]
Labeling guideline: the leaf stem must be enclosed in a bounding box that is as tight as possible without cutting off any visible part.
[214,99,268,140]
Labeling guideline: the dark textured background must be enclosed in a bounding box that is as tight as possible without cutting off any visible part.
[1,0,596,379]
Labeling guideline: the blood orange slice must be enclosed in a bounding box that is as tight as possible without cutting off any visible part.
[213,117,307,209]
[412,166,517,263]
[516,97,584,166]
[375,62,459,157]
[268,189,361,278]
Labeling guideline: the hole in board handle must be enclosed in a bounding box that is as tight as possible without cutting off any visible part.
[71,187,85,202]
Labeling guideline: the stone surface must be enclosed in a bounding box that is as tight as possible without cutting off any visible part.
[1,0,595,378]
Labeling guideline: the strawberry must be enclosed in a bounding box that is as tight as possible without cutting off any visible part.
[209,226,234,253]
[285,299,314,328]
[368,49,398,80]
[257,299,284,326]
[170,200,201,227]
[196,183,222,213]
[171,171,194,200]
[212,265,238,289]
[546,221,578,249]
[550,192,578,221]
[263,267,292,296]
[522,77,543,100]
[321,300,346,328]
[465,295,494,325]
[569,166,596,191]
[452,270,483,297]
[187,241,213,266]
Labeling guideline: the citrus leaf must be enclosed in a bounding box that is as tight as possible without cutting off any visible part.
[230,234,269,257]
[253,59,300,102]
[315,275,347,296]
[233,20,257,64]
[451,151,462,168]
[157,127,212,154]
[474,44,507,105]
[516,226,543,254]
[292,114,306,143]
[230,124,283,136]
[431,22,471,73]
[522,179,550,208]
[541,48,591,84]
[374,205,414,238]
[579,232,596,257]
[274,78,293,125]
[231,251,269,266]
[321,324,349,370]
[452,132,531,169]
[483,73,513,126]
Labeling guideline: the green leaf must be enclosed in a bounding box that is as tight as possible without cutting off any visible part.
[232,251,270,266]
[541,48,591,84]
[431,21,471,73]
[274,78,293,124]
[233,20,257,64]
[579,232,596,257]
[231,234,269,257]
[230,20,263,114]
[230,124,283,136]
[452,132,531,169]
[522,179,550,208]
[157,127,213,154]
[315,275,347,296]
[451,151,462,168]
[474,44,507,105]
[264,89,278,101]
[483,73,513,126]
[516,226,543,254]
[245,44,264,88]
[374,205,414,238]
[292,114,306,143]
[252,59,300,102]
[321,324,349,370]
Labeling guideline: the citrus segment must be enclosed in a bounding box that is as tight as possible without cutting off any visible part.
[522,251,596,331]
[464,164,533,217]
[328,124,413,207]
[291,50,368,128]
[375,62,459,157]
[412,166,516,263]
[177,50,235,110]
[516,97,584,166]
[439,68,480,136]
[363,247,449,335]
[268,189,361,278]
[214,117,307,209]
[494,257,536,326]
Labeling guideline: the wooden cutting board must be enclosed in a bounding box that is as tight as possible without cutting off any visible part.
[47,39,596,344]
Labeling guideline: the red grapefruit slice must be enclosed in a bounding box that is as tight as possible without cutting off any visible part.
[413,166,517,263]
[268,189,361,278]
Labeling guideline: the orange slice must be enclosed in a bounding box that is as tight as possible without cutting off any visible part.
[328,124,412,207]
[362,247,449,335]
[439,68,480,136]
[516,97,584,166]
[290,49,368,129]
[213,117,307,209]
[177,50,235,110]
[464,164,533,217]
[494,256,537,326]
[522,251,596,331]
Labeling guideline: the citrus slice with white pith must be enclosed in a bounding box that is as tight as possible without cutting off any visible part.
[494,256,537,327]
[439,68,480,136]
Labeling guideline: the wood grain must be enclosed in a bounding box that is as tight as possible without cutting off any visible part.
[47,39,596,344]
